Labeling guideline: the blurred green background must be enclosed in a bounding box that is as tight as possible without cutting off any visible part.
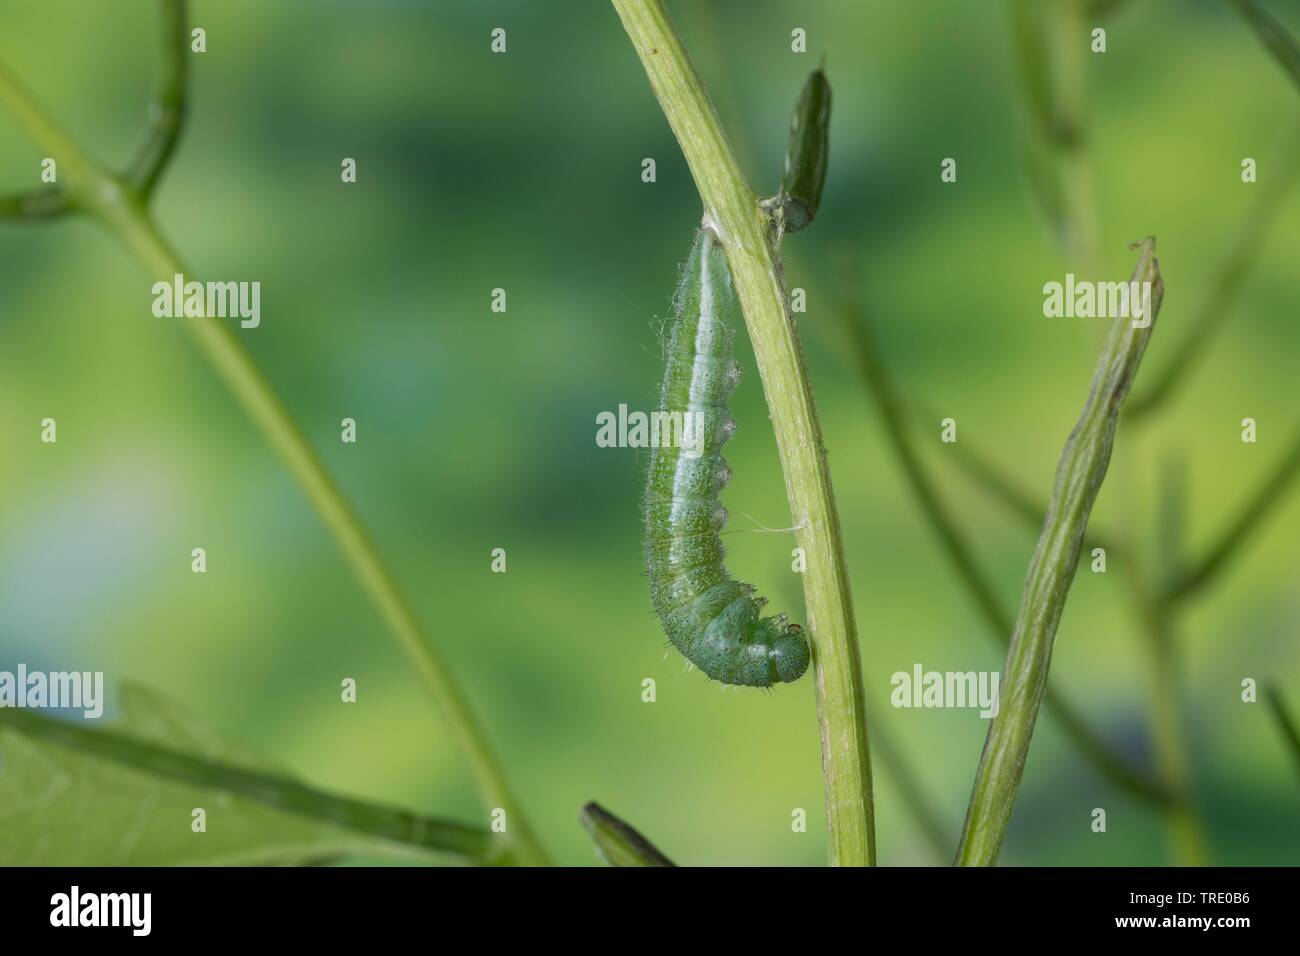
[1,0,1297,866]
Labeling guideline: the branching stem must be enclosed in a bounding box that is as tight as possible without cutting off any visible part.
[0,37,548,866]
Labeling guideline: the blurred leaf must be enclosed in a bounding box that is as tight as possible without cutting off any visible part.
[0,683,404,865]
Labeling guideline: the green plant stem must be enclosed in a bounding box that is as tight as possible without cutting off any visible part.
[0,707,490,863]
[1054,0,1097,270]
[956,239,1162,866]
[1127,119,1300,420]
[1009,0,1096,268]
[843,305,1168,807]
[912,399,1126,564]
[579,803,676,866]
[920,394,1300,611]
[0,56,549,866]
[1264,685,1300,783]
[867,716,951,861]
[1166,424,1300,602]
[128,0,189,197]
[1224,0,1300,92]
[0,186,67,220]
[1137,598,1208,864]
[610,0,875,866]
[1129,455,1209,865]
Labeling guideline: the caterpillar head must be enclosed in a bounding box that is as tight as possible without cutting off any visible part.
[772,625,810,684]
[758,619,809,684]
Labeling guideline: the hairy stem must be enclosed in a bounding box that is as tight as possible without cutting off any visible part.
[611,0,875,866]
[0,707,489,863]
[0,55,549,866]
[956,239,1162,866]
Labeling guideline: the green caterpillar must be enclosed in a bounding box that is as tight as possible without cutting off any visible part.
[644,227,810,687]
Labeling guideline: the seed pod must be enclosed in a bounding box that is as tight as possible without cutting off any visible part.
[778,68,831,233]
[643,228,810,687]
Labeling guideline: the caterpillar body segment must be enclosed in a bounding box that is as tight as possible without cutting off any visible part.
[643,228,810,687]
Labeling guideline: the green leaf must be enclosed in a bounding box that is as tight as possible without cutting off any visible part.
[0,683,407,865]
[775,68,831,233]
[579,802,675,866]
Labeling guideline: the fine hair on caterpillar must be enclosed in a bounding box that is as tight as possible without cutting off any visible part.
[643,226,811,687]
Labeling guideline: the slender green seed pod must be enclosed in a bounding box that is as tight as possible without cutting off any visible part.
[777,68,831,233]
[643,227,810,687]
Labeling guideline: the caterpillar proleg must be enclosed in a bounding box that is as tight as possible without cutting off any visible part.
[644,227,810,687]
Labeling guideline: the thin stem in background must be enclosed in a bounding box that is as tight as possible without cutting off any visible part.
[0,185,67,221]
[0,38,549,866]
[867,715,952,861]
[610,0,876,866]
[1128,455,1209,864]
[956,239,1162,866]
[1008,0,1097,270]
[579,803,676,867]
[1223,0,1300,92]
[1264,685,1300,784]
[0,708,490,863]
[127,0,189,199]
[1126,119,1300,421]
[923,387,1300,613]
[911,398,1127,565]
[1053,0,1097,271]
[1166,424,1300,602]
[840,301,1168,808]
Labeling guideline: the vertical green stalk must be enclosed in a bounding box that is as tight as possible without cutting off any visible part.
[956,239,1162,866]
[1009,0,1097,269]
[1054,0,1097,270]
[0,58,548,866]
[127,0,189,197]
[841,302,1169,807]
[610,0,875,866]
[868,716,952,860]
[1131,456,1209,864]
